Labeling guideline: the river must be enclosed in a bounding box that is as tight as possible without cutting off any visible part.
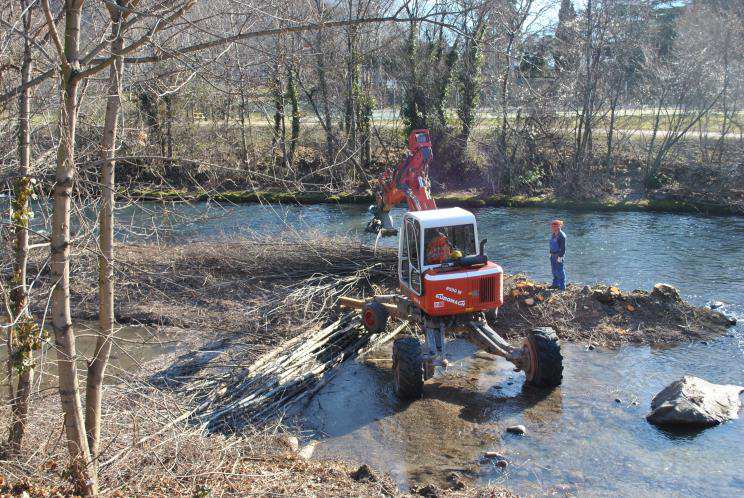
[116,201,744,311]
[11,199,744,495]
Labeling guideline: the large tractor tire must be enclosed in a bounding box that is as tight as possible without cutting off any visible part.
[362,301,389,334]
[392,337,424,399]
[524,327,563,388]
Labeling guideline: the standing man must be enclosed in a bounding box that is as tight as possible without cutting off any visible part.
[549,220,567,290]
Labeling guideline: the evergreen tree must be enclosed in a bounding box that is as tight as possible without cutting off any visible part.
[401,23,428,132]
[554,0,578,74]
[457,21,486,151]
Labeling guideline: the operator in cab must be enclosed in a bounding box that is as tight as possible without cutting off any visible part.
[549,219,567,290]
[426,230,452,265]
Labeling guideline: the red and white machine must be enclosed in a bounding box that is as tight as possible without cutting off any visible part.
[342,131,563,399]
[366,129,436,234]
[397,207,504,316]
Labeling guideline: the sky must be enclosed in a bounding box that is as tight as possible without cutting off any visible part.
[527,0,588,33]
[528,0,687,32]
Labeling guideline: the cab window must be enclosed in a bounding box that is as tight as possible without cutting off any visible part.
[407,220,420,271]
[424,224,476,265]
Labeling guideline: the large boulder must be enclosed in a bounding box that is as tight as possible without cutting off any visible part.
[647,376,744,427]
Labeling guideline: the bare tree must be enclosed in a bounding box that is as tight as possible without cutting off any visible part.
[40,0,194,491]
[85,0,132,470]
[5,0,41,457]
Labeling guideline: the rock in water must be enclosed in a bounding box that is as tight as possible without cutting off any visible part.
[651,283,682,303]
[647,376,744,427]
[483,451,506,460]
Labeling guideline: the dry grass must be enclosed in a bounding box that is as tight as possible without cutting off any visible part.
[0,381,405,497]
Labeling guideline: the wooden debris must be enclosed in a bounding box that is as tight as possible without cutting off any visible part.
[194,314,408,429]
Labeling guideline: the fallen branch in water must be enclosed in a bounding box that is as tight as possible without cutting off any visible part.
[193,313,407,430]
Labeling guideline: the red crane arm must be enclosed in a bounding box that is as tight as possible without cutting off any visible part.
[367,130,436,232]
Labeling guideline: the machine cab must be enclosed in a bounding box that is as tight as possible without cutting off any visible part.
[398,208,504,316]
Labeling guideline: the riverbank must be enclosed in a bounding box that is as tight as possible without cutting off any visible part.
[53,238,734,350]
[127,188,744,217]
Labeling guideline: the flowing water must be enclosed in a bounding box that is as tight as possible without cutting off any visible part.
[108,201,744,496]
[8,199,744,495]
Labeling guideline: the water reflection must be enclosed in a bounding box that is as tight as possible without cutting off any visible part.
[301,337,744,496]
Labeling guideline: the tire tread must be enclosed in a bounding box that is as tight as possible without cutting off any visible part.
[393,337,424,399]
[527,327,563,388]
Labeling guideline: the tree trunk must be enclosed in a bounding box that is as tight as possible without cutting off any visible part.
[287,63,300,165]
[165,96,173,158]
[314,16,335,166]
[238,86,249,166]
[85,9,124,470]
[344,27,358,164]
[7,0,35,456]
[574,0,594,174]
[271,47,286,162]
[50,1,97,493]
[605,92,619,172]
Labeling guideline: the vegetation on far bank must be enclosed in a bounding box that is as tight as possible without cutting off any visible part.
[127,186,743,217]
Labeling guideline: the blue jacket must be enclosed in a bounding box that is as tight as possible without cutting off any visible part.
[550,230,566,257]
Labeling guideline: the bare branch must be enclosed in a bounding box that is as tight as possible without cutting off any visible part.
[41,0,65,66]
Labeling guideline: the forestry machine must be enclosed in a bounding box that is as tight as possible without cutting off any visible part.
[342,130,563,399]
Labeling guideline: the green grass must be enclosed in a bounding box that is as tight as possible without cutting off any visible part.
[125,187,741,217]
[483,194,739,216]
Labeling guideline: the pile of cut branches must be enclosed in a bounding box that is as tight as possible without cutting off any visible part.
[71,236,405,427]
[190,313,408,430]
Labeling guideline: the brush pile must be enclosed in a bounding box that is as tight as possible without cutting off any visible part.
[58,235,398,354]
[496,276,736,347]
[192,314,408,430]
[87,236,405,428]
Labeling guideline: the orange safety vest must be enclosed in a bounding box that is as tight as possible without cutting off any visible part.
[426,235,451,264]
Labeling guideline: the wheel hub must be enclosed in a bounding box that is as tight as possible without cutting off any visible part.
[522,341,537,381]
[363,309,376,328]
